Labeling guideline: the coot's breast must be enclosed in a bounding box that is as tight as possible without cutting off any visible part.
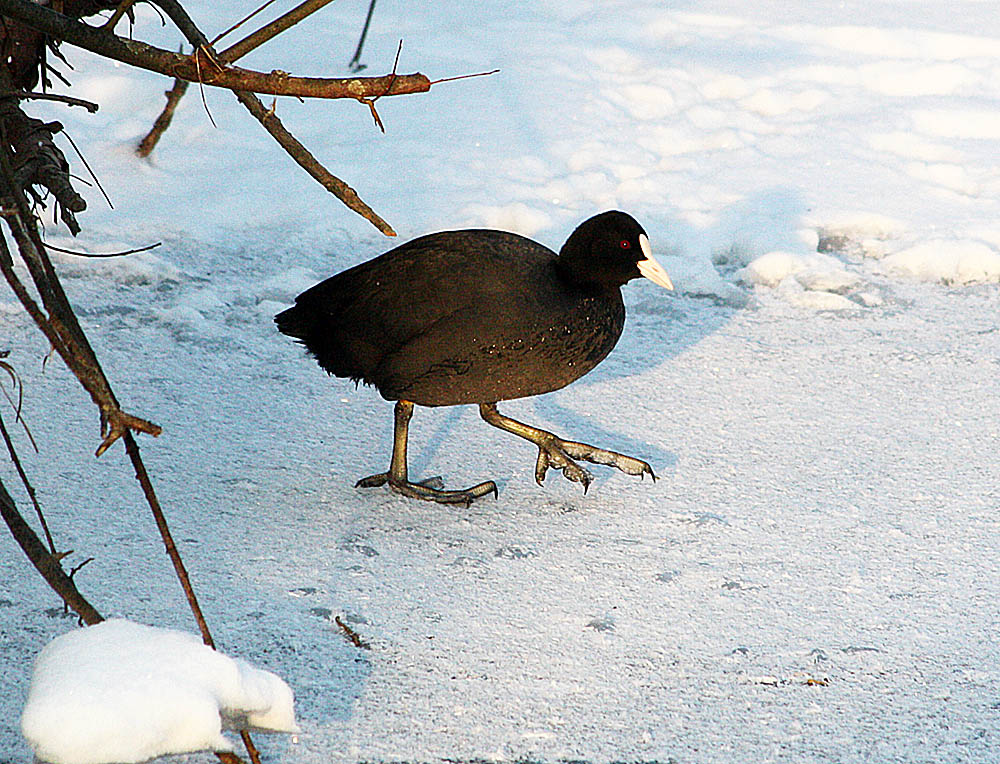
[380,283,625,406]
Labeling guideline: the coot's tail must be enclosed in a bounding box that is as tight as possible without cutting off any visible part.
[274,304,310,342]
[275,301,363,382]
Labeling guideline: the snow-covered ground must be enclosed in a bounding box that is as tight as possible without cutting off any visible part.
[3,1,1000,762]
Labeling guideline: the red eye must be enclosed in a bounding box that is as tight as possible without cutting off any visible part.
[620,239,631,249]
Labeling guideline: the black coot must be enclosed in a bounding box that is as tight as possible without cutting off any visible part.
[276,210,673,505]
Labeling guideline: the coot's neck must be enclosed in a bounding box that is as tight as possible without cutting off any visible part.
[556,235,624,295]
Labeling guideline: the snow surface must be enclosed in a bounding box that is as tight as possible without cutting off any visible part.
[2,1,1000,762]
[21,619,298,764]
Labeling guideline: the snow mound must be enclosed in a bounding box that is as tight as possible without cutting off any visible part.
[21,619,298,764]
[736,250,857,290]
[882,240,1000,285]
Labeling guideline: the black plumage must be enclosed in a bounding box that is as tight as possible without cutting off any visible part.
[276,210,673,504]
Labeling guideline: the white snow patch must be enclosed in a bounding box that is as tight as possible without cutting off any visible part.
[776,277,858,311]
[20,619,298,764]
[53,250,183,286]
[736,250,858,292]
[911,108,1000,141]
[867,131,964,163]
[882,240,1000,284]
[811,213,907,241]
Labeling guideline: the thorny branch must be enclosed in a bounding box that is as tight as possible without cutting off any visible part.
[0,6,290,761]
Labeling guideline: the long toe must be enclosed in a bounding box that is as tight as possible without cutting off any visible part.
[388,477,498,506]
[559,440,655,480]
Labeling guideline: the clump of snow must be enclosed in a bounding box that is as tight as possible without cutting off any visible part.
[776,277,858,311]
[882,240,1000,285]
[734,250,866,310]
[20,619,298,764]
[736,250,860,290]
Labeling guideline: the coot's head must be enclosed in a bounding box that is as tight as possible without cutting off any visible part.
[557,211,674,292]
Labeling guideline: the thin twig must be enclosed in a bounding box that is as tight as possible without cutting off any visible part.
[348,0,377,73]
[0,410,54,552]
[216,0,336,65]
[44,240,161,258]
[193,47,218,129]
[101,0,138,32]
[430,68,501,85]
[136,75,188,158]
[121,431,215,644]
[0,90,99,112]
[360,39,402,133]
[335,615,372,650]
[67,555,94,578]
[0,353,37,451]
[210,0,282,46]
[60,129,113,209]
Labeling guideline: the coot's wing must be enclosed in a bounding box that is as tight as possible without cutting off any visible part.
[278,229,555,386]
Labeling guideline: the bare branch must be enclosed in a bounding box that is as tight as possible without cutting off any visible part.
[136,77,189,158]
[148,0,397,235]
[216,0,336,65]
[99,0,137,32]
[0,115,162,448]
[234,88,396,235]
[0,90,99,112]
[0,0,433,101]
[0,474,103,624]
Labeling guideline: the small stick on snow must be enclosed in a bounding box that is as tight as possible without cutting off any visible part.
[335,615,372,650]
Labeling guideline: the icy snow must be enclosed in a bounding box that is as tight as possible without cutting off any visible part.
[20,619,298,764]
[882,240,1000,285]
[3,1,1000,762]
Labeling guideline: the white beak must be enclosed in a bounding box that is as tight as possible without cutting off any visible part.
[636,233,674,290]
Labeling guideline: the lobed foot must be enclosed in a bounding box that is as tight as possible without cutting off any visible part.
[533,435,656,492]
[356,472,497,507]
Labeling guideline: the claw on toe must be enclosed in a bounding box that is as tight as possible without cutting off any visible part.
[528,436,655,494]
[355,472,388,489]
